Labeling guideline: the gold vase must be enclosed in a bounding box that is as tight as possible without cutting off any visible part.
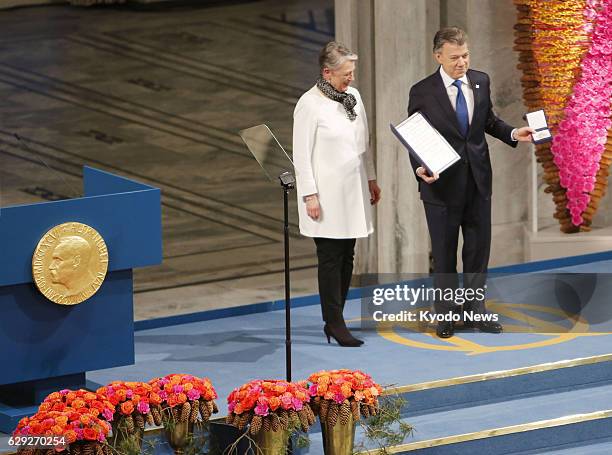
[252,428,290,455]
[163,414,195,455]
[321,413,355,455]
[110,417,144,454]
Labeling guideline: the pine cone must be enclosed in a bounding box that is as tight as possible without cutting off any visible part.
[240,412,252,430]
[190,400,200,423]
[95,444,104,455]
[200,401,210,421]
[289,410,300,427]
[225,413,235,425]
[271,413,280,432]
[327,403,339,428]
[82,444,94,455]
[361,403,370,418]
[152,407,162,426]
[339,401,351,425]
[172,406,179,422]
[350,400,360,421]
[262,416,271,432]
[212,401,219,414]
[146,412,154,426]
[250,415,263,435]
[71,445,81,455]
[125,415,135,434]
[135,413,145,431]
[206,401,214,414]
[311,396,320,413]
[180,402,191,423]
[305,404,315,425]
[103,444,112,455]
[319,399,330,421]
[279,410,289,430]
[298,409,309,432]
[369,404,377,416]
[201,403,211,421]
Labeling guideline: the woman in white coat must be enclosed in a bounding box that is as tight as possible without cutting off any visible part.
[292,41,381,347]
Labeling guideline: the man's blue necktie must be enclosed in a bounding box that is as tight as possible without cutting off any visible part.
[452,79,469,136]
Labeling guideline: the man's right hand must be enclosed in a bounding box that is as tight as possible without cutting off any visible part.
[305,194,320,220]
[416,167,439,184]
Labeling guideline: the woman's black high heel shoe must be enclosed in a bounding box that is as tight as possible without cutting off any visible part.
[324,322,362,347]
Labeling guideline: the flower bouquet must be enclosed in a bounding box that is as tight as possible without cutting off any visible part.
[14,408,111,455]
[226,379,315,435]
[96,381,161,453]
[40,390,115,422]
[97,381,161,432]
[226,380,315,455]
[148,374,218,424]
[308,369,383,428]
[308,369,383,455]
[149,374,218,455]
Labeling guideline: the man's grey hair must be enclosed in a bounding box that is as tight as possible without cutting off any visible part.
[433,26,468,53]
[319,41,358,72]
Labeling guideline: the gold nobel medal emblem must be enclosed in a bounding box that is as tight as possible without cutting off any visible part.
[32,222,109,305]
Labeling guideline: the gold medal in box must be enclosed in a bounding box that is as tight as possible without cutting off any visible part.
[32,222,109,305]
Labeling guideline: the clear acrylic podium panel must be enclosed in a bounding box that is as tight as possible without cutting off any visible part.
[239,124,294,183]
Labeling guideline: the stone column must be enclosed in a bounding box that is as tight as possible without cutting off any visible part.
[336,0,440,275]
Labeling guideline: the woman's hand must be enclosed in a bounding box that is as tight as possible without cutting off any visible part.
[369,180,381,205]
[305,194,320,220]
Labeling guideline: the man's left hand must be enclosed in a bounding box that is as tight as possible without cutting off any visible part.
[514,127,536,142]
[369,180,381,205]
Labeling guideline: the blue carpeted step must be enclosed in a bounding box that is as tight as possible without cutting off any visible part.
[509,436,612,454]
[349,382,612,454]
[397,358,612,417]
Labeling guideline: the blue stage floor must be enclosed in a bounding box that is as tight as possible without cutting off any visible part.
[85,297,612,402]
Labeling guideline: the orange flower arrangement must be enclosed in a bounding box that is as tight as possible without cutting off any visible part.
[148,374,218,424]
[97,381,162,434]
[307,369,383,429]
[226,379,315,436]
[40,389,115,423]
[13,408,111,455]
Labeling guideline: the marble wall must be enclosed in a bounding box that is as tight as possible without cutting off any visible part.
[336,0,532,273]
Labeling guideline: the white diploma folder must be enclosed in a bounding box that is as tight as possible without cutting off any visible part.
[390,112,461,175]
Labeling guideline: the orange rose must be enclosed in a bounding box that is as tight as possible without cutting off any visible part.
[268,397,281,411]
[83,428,98,441]
[64,430,77,444]
[72,399,85,409]
[55,416,68,427]
[177,393,187,404]
[51,425,63,435]
[120,402,134,415]
[46,392,61,402]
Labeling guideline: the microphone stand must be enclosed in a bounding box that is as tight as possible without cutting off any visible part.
[278,170,295,382]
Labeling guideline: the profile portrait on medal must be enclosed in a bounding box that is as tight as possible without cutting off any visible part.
[48,235,96,296]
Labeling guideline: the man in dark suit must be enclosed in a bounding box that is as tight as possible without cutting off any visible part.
[408,27,534,338]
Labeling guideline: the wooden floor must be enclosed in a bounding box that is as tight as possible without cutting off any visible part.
[0,0,334,318]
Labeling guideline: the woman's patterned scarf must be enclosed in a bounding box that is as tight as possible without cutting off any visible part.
[316,77,357,121]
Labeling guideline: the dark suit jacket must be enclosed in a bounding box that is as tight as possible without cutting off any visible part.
[407,68,517,206]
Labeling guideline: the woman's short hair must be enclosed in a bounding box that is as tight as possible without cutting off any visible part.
[319,41,358,72]
[433,27,468,53]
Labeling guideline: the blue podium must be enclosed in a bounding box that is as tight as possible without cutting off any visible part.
[0,167,162,433]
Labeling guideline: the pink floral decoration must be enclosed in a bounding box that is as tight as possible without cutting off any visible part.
[552,1,612,226]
